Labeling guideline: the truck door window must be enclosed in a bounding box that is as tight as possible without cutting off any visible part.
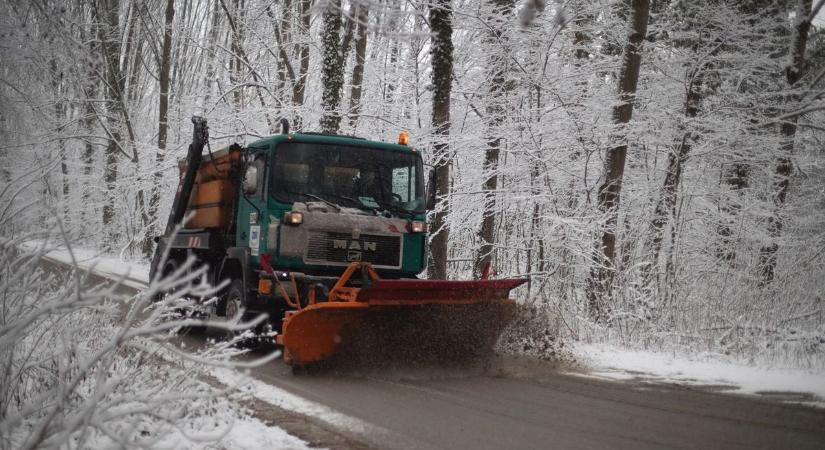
[392,167,412,203]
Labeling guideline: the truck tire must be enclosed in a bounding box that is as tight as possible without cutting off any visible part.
[222,279,244,320]
[150,260,179,301]
[218,279,249,344]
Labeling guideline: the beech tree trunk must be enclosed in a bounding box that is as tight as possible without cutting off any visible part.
[586,0,650,320]
[292,0,311,130]
[760,0,814,284]
[427,0,454,280]
[203,0,221,105]
[474,0,514,279]
[93,0,124,244]
[348,4,369,131]
[643,36,721,292]
[144,0,175,257]
[320,0,344,133]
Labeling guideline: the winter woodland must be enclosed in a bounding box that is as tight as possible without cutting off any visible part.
[2,0,825,444]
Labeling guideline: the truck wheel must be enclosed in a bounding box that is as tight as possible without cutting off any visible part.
[152,260,179,301]
[222,279,244,321]
[219,279,249,344]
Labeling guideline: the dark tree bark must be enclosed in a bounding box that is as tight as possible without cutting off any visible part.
[203,0,222,105]
[221,0,274,131]
[144,0,175,257]
[50,59,70,223]
[427,0,454,280]
[92,0,124,241]
[643,34,722,292]
[474,0,515,279]
[293,0,312,130]
[228,0,245,112]
[586,0,651,321]
[760,0,814,284]
[320,0,344,133]
[348,4,369,130]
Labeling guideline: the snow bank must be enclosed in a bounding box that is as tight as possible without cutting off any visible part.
[213,367,381,436]
[573,343,825,403]
[19,239,150,289]
[148,411,312,450]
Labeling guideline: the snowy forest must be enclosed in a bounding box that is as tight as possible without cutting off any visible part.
[3,0,825,374]
[3,0,825,447]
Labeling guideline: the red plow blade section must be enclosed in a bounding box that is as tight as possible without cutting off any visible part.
[358,278,528,304]
[279,277,528,366]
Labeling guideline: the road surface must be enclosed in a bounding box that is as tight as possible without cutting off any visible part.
[46,257,825,450]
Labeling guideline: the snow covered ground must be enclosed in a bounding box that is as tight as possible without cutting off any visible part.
[15,240,315,450]
[213,368,387,437]
[19,239,150,289]
[150,411,312,450]
[572,343,825,407]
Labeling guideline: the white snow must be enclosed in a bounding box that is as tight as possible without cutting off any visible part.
[573,343,825,405]
[14,241,313,449]
[213,367,379,435]
[78,401,313,450]
[19,239,150,289]
[218,416,313,449]
[150,413,313,450]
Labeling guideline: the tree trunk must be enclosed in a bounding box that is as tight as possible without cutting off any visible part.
[144,0,175,258]
[227,0,245,113]
[93,0,124,243]
[292,0,312,130]
[760,0,813,284]
[220,0,274,131]
[348,4,370,131]
[474,0,514,279]
[427,0,454,280]
[203,0,222,105]
[320,0,344,133]
[586,0,650,321]
[50,59,70,224]
[643,38,719,291]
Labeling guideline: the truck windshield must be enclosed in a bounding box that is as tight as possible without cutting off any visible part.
[271,142,425,214]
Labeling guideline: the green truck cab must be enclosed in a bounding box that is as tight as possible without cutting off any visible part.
[150,118,434,331]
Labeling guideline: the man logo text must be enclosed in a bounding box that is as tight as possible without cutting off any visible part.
[333,240,376,251]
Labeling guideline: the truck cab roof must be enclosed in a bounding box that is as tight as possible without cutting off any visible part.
[246,132,418,155]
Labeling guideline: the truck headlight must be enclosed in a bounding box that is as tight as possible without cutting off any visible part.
[284,211,303,225]
[411,220,427,233]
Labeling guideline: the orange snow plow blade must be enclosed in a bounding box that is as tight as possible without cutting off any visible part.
[276,263,527,366]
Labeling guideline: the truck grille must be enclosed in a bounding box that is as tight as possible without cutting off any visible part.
[305,232,402,268]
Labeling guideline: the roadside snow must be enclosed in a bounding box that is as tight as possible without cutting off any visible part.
[219,416,313,449]
[20,240,150,289]
[213,367,380,436]
[573,343,825,404]
[16,240,313,449]
[150,413,312,450]
[78,401,312,450]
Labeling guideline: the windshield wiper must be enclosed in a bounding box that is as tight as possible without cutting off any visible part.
[317,192,365,210]
[284,191,342,212]
[373,199,414,218]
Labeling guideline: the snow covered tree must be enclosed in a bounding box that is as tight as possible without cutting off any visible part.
[587,0,652,320]
[428,0,455,280]
[320,0,345,133]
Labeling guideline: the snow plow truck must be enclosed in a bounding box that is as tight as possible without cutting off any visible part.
[150,117,527,366]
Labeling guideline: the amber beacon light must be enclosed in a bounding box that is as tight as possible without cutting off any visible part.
[398,131,410,146]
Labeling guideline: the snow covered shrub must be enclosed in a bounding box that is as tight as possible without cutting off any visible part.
[0,232,272,450]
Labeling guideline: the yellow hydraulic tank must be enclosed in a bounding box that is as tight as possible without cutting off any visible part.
[179,145,242,229]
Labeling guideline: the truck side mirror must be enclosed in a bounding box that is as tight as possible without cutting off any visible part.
[426,168,436,210]
[243,164,258,195]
